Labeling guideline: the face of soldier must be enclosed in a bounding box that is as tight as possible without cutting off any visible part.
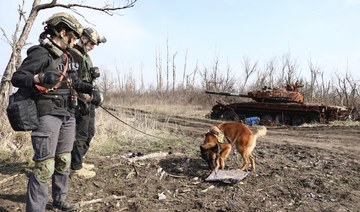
[85,40,95,52]
[55,29,76,49]
[67,32,77,49]
[80,36,95,52]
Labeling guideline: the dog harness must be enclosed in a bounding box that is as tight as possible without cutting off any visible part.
[208,129,225,143]
[215,132,225,143]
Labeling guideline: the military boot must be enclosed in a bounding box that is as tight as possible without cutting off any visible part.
[73,167,96,179]
[82,163,95,170]
[52,201,79,211]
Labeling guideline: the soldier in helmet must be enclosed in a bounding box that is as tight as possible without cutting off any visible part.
[11,12,101,211]
[69,27,106,179]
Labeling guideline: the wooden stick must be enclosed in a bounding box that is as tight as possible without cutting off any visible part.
[80,195,126,207]
[167,173,186,178]
[201,185,215,193]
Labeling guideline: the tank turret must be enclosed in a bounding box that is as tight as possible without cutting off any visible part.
[247,82,304,103]
[206,82,304,103]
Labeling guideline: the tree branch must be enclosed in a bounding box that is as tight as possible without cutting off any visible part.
[35,0,137,15]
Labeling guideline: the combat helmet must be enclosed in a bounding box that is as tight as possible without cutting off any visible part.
[82,27,107,45]
[45,12,83,38]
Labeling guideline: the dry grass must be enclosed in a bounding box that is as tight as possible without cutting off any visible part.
[128,103,210,118]
[0,114,33,162]
[90,103,202,155]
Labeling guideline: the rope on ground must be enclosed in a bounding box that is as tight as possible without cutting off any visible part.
[99,105,165,140]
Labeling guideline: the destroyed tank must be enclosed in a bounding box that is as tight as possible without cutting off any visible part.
[206,83,350,126]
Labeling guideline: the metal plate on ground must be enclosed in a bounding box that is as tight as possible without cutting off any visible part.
[205,169,249,184]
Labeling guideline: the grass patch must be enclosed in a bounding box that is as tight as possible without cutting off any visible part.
[92,132,194,156]
[0,150,12,161]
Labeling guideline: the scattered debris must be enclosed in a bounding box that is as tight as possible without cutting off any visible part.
[158,192,166,200]
[123,151,183,163]
[79,195,126,207]
[128,152,144,158]
[201,185,215,193]
[156,167,185,180]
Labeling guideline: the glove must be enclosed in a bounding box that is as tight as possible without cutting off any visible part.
[91,87,102,106]
[89,67,100,79]
[38,71,61,84]
[67,70,79,81]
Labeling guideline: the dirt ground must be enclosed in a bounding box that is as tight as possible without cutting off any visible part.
[1,119,359,211]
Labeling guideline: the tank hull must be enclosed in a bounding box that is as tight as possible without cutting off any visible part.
[208,101,350,126]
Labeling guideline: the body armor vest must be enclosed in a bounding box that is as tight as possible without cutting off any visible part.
[70,46,93,83]
[34,45,76,117]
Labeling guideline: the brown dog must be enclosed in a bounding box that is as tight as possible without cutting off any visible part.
[200,121,267,171]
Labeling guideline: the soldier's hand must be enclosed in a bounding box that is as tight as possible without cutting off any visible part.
[90,67,100,79]
[67,70,81,82]
[38,71,61,84]
[91,87,102,106]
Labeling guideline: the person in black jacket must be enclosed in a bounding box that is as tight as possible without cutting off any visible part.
[69,27,106,179]
[11,12,101,212]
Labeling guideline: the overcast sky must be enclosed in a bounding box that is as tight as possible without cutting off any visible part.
[1,0,360,88]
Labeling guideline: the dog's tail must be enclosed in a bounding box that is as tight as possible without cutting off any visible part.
[254,126,267,139]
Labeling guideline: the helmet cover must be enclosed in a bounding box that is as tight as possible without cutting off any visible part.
[45,12,83,37]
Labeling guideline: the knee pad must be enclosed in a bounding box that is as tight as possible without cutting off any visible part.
[33,158,55,183]
[55,152,71,172]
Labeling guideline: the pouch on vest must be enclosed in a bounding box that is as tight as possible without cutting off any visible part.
[6,89,39,131]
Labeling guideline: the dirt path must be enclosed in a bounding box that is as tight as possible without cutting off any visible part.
[1,108,359,211]
[266,125,360,156]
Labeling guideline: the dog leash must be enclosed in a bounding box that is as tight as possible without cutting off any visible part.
[99,105,165,140]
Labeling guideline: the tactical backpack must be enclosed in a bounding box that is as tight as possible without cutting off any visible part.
[6,88,39,131]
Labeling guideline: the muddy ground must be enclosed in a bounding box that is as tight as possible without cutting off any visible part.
[1,120,360,211]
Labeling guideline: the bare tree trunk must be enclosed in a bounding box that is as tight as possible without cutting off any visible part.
[192,60,198,89]
[172,51,177,93]
[155,47,163,91]
[140,63,144,93]
[182,49,188,89]
[155,48,159,89]
[158,50,163,91]
[265,57,277,87]
[0,0,40,112]
[281,53,297,85]
[241,56,258,92]
[0,53,18,111]
[115,66,122,92]
[98,69,115,96]
[166,36,169,92]
[308,58,320,102]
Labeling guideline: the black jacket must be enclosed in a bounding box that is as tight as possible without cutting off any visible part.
[11,44,94,117]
